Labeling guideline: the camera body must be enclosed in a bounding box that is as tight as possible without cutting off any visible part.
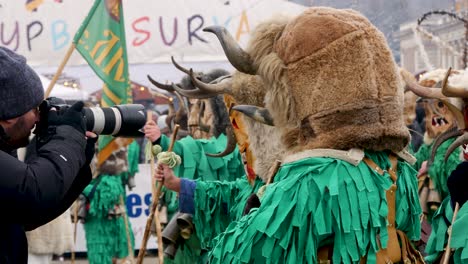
[36,97,147,143]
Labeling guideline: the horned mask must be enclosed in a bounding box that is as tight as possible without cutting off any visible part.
[205,8,410,154]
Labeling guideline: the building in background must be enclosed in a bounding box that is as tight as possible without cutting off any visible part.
[399,1,468,73]
[287,0,453,64]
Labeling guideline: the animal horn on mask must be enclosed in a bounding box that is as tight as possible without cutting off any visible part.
[204,26,257,75]
[147,75,175,93]
[231,105,274,126]
[188,68,233,95]
[205,126,238,157]
[400,68,444,99]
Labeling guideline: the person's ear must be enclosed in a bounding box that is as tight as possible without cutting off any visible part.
[0,117,19,126]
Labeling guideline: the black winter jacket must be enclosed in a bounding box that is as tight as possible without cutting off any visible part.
[0,125,92,263]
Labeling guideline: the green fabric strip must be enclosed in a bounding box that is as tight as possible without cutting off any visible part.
[209,151,421,263]
[158,134,247,262]
[83,175,133,264]
[452,202,468,264]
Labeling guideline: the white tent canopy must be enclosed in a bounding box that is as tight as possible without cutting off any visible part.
[38,74,89,101]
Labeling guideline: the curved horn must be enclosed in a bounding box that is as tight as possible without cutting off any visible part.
[441,67,468,98]
[189,69,233,95]
[231,105,274,126]
[203,26,257,75]
[171,56,203,80]
[428,127,463,167]
[206,126,238,157]
[444,132,468,161]
[147,75,174,92]
[173,91,188,116]
[171,56,191,75]
[171,83,218,99]
[400,68,444,99]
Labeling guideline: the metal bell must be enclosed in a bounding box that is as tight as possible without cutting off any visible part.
[163,242,178,259]
[162,213,182,245]
[177,213,194,240]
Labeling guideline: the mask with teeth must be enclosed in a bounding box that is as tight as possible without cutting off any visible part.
[418,76,457,140]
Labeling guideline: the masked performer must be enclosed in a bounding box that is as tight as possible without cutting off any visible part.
[191,7,424,263]
[81,139,140,264]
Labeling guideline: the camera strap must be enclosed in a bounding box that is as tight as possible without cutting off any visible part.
[83,174,103,203]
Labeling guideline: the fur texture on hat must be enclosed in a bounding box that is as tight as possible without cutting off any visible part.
[0,47,44,120]
[249,7,409,153]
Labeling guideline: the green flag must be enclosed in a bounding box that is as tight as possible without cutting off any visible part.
[73,0,132,166]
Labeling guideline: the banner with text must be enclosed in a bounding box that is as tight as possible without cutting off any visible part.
[1,0,305,66]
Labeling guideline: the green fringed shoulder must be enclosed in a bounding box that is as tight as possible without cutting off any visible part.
[83,175,126,218]
[414,143,431,170]
[159,134,245,218]
[451,202,468,263]
[425,197,453,263]
[209,151,421,264]
[192,177,264,249]
[427,138,460,200]
[159,134,244,182]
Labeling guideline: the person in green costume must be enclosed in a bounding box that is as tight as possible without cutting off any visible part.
[403,69,462,218]
[145,69,253,263]
[156,7,424,263]
[402,67,466,259]
[146,58,292,263]
[82,139,140,264]
[406,68,468,263]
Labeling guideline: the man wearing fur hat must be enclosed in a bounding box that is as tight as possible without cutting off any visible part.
[163,7,424,263]
[0,47,95,263]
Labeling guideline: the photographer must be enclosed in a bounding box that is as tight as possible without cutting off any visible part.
[0,47,96,263]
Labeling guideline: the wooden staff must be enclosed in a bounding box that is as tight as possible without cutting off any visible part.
[44,43,75,99]
[137,118,180,264]
[442,202,460,264]
[120,196,134,262]
[71,201,79,264]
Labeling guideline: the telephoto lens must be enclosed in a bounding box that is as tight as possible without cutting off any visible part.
[82,104,147,137]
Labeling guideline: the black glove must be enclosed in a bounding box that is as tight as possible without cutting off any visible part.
[447,161,468,208]
[48,101,86,134]
[84,136,98,165]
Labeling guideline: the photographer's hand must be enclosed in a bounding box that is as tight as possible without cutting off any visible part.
[84,131,97,165]
[155,163,180,192]
[144,120,161,143]
[48,101,86,134]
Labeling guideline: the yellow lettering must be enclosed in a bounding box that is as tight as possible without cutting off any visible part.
[102,47,125,82]
[90,30,119,65]
[236,10,250,41]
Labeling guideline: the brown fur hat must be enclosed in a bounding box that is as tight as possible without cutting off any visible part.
[251,7,409,153]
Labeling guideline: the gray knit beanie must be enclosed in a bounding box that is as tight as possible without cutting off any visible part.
[0,46,44,120]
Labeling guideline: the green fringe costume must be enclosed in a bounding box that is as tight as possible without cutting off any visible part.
[452,202,468,263]
[425,197,453,263]
[157,134,247,263]
[414,139,461,260]
[414,138,460,201]
[193,177,264,249]
[208,151,421,263]
[83,141,140,264]
[425,197,468,264]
